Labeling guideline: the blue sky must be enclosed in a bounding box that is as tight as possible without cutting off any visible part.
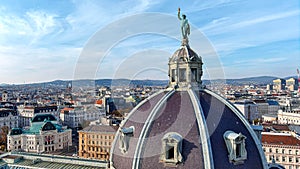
[0,0,299,84]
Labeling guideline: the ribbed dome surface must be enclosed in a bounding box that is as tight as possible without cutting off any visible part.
[110,89,267,169]
[169,45,201,63]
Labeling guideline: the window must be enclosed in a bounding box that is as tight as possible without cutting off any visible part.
[191,68,197,82]
[119,126,134,153]
[179,68,186,82]
[171,69,176,82]
[223,131,247,165]
[166,145,175,159]
[160,132,183,165]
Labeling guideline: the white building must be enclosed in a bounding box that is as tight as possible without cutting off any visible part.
[60,106,104,129]
[17,105,58,127]
[233,100,260,121]
[278,109,300,125]
[60,107,84,129]
[7,113,72,153]
[0,109,18,129]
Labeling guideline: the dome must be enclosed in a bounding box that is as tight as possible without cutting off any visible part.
[109,42,267,169]
[169,45,201,63]
[109,89,267,169]
[109,13,268,168]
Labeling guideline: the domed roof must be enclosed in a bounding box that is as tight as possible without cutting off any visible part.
[109,89,267,169]
[169,45,201,63]
[109,17,267,168]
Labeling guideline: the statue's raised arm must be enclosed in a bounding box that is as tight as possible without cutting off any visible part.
[178,8,190,40]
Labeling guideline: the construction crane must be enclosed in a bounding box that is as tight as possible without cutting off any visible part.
[298,68,300,94]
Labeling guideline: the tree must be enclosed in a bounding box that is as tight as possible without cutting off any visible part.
[0,126,9,151]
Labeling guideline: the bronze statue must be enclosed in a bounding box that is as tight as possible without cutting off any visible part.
[178,8,190,39]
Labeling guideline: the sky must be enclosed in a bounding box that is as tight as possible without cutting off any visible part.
[0,0,299,84]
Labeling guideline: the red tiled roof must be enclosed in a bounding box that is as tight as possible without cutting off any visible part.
[95,100,103,104]
[60,107,74,112]
[262,134,300,146]
[263,124,290,131]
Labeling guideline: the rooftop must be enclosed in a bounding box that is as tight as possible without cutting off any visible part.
[262,133,300,146]
[79,125,118,133]
[31,113,57,123]
[0,152,106,168]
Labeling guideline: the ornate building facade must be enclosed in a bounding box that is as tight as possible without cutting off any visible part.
[7,113,72,153]
[0,109,18,129]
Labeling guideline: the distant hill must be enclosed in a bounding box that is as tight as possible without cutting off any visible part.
[225,76,278,85]
[6,75,296,88]
[202,76,279,86]
[0,83,9,86]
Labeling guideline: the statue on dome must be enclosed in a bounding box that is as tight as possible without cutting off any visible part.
[178,8,190,40]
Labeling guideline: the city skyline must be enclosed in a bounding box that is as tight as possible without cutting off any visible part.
[0,0,299,84]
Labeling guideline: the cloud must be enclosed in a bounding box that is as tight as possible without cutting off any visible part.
[0,45,81,84]
[233,57,287,65]
[0,0,299,83]
[191,0,240,12]
[231,10,300,30]
[0,8,66,47]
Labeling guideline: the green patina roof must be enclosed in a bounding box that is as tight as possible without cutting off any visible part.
[23,122,44,134]
[21,121,66,135]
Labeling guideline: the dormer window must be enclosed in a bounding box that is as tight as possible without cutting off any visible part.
[160,132,183,166]
[119,126,134,154]
[223,131,247,165]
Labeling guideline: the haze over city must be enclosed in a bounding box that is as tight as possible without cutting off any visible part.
[0,0,299,84]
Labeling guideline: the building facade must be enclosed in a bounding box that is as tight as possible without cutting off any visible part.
[234,100,260,121]
[286,78,299,91]
[0,109,18,129]
[273,79,286,91]
[254,99,280,115]
[7,113,72,153]
[278,109,300,125]
[18,105,58,127]
[60,107,84,129]
[262,132,300,169]
[78,125,118,160]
